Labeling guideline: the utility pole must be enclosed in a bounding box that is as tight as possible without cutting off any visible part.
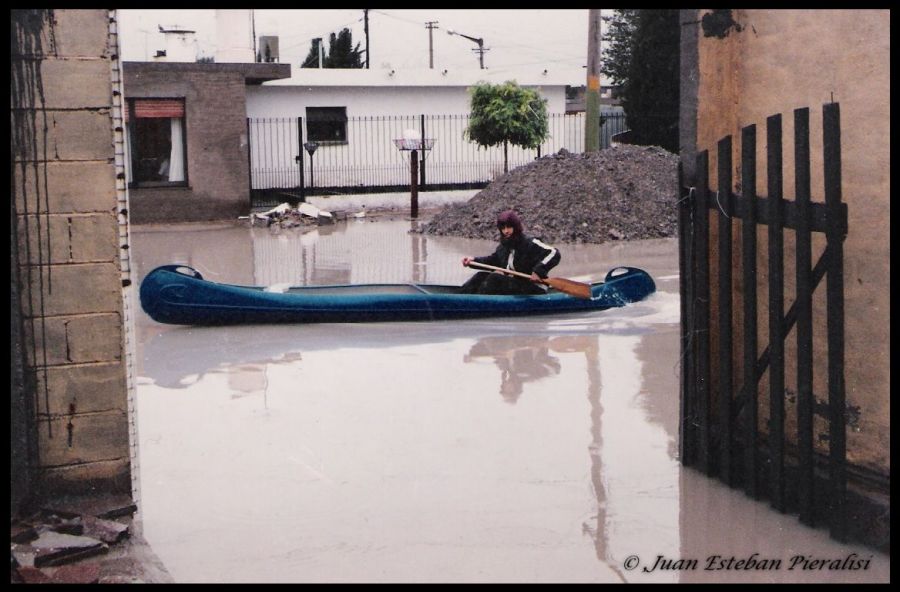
[315,37,324,68]
[251,9,258,63]
[364,9,370,68]
[425,21,439,69]
[585,9,602,152]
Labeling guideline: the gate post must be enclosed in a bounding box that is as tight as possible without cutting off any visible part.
[677,163,696,466]
[740,124,760,499]
[766,114,786,512]
[297,116,306,202]
[823,102,847,542]
[693,150,712,475]
[793,107,815,526]
[716,136,735,486]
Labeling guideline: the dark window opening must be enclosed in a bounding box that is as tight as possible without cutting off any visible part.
[306,106,348,143]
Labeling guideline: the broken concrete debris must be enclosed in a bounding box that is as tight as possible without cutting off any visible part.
[242,201,335,229]
[28,531,108,568]
[9,497,143,584]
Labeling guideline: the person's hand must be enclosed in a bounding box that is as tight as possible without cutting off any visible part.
[462,257,473,267]
[531,272,541,282]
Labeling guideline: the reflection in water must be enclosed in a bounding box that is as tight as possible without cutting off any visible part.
[464,337,562,404]
[248,219,456,288]
[579,336,630,583]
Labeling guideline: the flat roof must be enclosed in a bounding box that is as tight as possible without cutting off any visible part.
[123,61,292,85]
[262,66,576,88]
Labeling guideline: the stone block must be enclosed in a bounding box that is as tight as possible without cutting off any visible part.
[27,313,124,367]
[11,111,114,164]
[51,10,111,59]
[14,214,70,264]
[23,262,122,317]
[16,214,119,265]
[70,215,121,261]
[38,458,132,498]
[40,59,112,109]
[47,110,115,161]
[31,361,127,416]
[37,411,130,467]
[12,161,118,214]
[40,493,136,520]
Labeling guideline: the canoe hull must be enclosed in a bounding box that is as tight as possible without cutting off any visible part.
[139,264,656,325]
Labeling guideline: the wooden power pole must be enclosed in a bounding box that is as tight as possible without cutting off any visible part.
[585,9,602,152]
[425,21,439,69]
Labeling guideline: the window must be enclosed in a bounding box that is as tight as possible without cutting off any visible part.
[306,107,347,143]
[126,98,187,186]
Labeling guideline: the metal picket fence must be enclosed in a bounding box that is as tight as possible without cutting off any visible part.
[248,111,628,206]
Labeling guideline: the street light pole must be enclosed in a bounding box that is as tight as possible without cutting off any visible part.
[447,29,487,69]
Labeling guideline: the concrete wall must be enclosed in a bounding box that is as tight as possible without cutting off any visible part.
[11,9,132,497]
[685,10,889,476]
[123,65,253,224]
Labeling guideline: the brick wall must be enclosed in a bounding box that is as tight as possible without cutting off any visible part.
[11,9,132,498]
[124,65,253,223]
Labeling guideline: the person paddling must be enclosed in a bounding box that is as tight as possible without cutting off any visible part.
[459,210,561,295]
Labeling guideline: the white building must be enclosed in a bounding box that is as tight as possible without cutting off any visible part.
[245,66,585,190]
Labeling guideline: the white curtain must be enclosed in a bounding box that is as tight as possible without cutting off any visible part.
[168,118,185,182]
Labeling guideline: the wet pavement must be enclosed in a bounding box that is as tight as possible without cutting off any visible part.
[128,214,889,583]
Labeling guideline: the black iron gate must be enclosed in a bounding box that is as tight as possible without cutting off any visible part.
[678,103,849,541]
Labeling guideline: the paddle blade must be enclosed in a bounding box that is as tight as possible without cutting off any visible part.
[544,277,593,299]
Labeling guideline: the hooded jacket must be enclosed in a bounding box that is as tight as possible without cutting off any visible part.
[473,210,561,279]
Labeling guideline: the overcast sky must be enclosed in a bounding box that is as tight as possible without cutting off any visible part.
[118,9,599,85]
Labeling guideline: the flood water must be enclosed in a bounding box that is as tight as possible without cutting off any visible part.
[129,215,888,583]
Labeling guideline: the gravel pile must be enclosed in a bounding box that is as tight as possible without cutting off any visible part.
[417,144,680,244]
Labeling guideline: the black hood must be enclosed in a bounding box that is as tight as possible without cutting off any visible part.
[497,210,524,245]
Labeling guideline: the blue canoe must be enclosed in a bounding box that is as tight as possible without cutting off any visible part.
[139,264,656,325]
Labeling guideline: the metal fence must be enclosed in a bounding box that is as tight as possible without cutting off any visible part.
[248,111,628,205]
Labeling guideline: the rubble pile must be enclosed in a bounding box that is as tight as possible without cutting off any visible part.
[417,144,680,244]
[10,497,156,584]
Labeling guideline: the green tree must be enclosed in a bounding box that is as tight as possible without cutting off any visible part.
[464,81,549,173]
[601,9,679,153]
[300,28,363,69]
[324,28,363,68]
[600,9,638,87]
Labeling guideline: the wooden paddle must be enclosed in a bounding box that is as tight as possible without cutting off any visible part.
[465,261,593,300]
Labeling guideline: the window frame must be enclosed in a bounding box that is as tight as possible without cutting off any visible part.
[126,97,190,189]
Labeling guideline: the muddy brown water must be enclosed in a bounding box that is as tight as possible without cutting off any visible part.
[129,216,888,583]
